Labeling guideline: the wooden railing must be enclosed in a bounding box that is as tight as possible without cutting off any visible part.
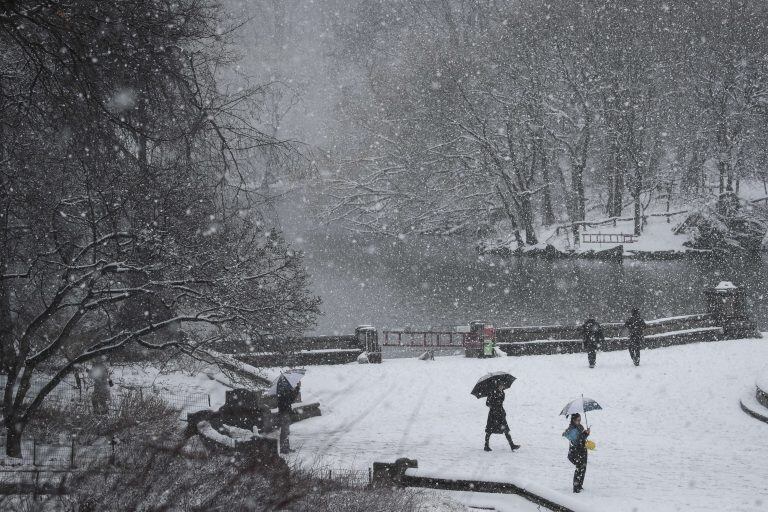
[581,233,636,244]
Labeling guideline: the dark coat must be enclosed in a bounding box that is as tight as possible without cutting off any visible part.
[580,319,604,350]
[485,388,510,434]
[624,315,646,343]
[564,424,589,465]
[277,383,298,414]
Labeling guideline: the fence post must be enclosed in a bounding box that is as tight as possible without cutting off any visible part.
[208,394,211,408]
[32,438,37,466]
[70,438,76,470]
[33,470,40,501]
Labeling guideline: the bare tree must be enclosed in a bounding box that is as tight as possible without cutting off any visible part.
[0,0,319,456]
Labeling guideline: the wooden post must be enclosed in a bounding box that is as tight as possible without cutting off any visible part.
[70,439,76,469]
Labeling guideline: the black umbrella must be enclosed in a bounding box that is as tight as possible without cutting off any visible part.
[471,371,516,398]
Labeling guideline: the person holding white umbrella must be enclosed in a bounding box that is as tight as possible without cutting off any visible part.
[268,369,305,454]
[560,396,601,493]
[563,413,591,493]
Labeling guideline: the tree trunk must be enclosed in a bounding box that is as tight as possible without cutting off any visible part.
[571,162,585,221]
[520,196,538,245]
[494,185,519,230]
[574,121,590,221]
[633,168,643,236]
[606,137,624,218]
[5,419,24,458]
[541,161,555,226]
[0,279,14,373]
[555,163,575,221]
[607,165,624,218]
[717,121,728,195]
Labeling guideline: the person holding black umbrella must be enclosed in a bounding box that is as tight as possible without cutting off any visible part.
[563,412,591,493]
[471,372,520,452]
[483,381,520,452]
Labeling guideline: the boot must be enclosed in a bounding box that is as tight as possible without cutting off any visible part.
[484,433,492,452]
[505,433,520,451]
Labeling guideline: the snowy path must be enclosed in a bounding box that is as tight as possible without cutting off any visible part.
[290,339,768,512]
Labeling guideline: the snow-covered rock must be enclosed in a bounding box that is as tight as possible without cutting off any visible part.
[197,420,236,448]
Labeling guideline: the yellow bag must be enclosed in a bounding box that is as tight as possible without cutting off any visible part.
[585,440,597,451]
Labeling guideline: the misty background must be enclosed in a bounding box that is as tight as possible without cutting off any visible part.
[223,0,768,334]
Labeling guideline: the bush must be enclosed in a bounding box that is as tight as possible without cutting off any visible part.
[0,442,432,511]
[26,391,180,445]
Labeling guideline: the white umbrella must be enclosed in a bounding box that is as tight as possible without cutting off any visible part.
[266,368,306,396]
[559,395,603,427]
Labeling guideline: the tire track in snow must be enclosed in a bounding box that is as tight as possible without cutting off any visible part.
[395,367,432,455]
[313,376,405,460]
[320,371,368,410]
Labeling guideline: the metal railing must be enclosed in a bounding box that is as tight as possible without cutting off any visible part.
[381,330,468,347]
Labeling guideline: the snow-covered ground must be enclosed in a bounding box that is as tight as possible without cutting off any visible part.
[426,490,544,511]
[289,339,768,512]
[546,215,691,254]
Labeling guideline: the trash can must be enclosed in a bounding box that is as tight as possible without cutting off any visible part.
[483,338,495,358]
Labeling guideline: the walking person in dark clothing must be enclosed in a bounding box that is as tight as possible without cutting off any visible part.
[277,380,300,454]
[623,308,646,366]
[563,413,590,493]
[580,318,604,368]
[484,382,521,452]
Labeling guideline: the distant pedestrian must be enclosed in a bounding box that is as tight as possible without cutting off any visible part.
[484,383,520,452]
[623,308,646,366]
[277,380,300,454]
[580,318,604,368]
[89,357,113,415]
[563,413,590,493]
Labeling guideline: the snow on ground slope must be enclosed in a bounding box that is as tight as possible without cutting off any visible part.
[548,216,690,254]
[427,490,544,511]
[290,339,768,512]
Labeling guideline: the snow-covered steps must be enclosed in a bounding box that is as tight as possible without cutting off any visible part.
[372,458,601,512]
[740,390,768,424]
[740,369,768,424]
